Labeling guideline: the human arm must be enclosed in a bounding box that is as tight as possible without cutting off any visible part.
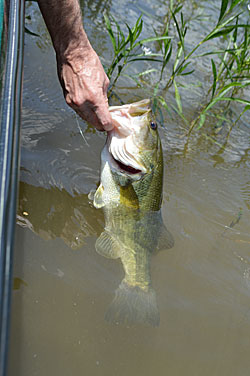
[37,0,113,131]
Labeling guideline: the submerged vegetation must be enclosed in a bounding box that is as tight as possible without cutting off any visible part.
[104,0,250,136]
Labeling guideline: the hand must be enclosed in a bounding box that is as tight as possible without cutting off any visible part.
[57,46,113,132]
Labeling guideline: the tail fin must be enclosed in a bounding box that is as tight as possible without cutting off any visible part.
[105,281,160,327]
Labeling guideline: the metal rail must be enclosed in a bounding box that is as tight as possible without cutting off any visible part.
[0,1,25,375]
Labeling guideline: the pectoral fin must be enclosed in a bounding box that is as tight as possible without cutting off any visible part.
[95,231,120,259]
[156,224,174,252]
[93,184,105,208]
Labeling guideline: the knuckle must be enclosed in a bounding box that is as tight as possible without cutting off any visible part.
[68,95,87,109]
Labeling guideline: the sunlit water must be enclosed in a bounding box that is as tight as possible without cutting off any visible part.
[8,1,250,375]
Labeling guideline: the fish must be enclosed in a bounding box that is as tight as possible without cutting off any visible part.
[92,99,174,326]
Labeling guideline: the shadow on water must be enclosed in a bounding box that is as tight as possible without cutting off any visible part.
[17,181,104,250]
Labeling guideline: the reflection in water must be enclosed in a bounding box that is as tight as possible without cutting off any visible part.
[17,171,174,327]
[17,181,104,250]
[82,0,112,19]
[95,206,174,327]
[241,180,250,210]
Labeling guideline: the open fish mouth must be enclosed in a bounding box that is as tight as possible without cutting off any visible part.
[108,136,146,175]
[112,157,142,174]
[107,99,152,175]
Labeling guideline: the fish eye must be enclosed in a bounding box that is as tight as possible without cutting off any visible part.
[150,122,157,130]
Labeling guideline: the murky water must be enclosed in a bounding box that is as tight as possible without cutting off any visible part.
[8,1,250,375]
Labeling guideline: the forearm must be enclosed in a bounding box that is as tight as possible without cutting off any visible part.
[37,0,113,131]
[37,0,90,57]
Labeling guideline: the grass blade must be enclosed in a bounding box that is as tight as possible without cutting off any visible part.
[206,25,236,40]
[218,0,229,24]
[229,0,243,11]
[138,68,157,76]
[211,59,217,98]
[177,61,192,76]
[156,96,171,113]
[174,80,182,113]
[171,11,185,50]
[134,36,172,48]
[127,57,163,63]
[25,27,40,37]
[125,23,134,49]
[197,113,206,129]
[104,13,117,52]
[242,104,250,113]
[180,69,195,76]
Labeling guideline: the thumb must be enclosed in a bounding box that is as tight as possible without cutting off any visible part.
[95,104,114,131]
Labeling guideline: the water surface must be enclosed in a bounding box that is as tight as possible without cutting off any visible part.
[8,1,250,375]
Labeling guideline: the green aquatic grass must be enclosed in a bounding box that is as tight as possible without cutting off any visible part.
[105,0,250,135]
[104,13,171,92]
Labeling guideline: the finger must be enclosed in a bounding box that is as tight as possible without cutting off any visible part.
[65,90,113,131]
[75,107,105,131]
[94,104,113,131]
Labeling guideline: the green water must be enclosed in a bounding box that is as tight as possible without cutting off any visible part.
[8,1,250,375]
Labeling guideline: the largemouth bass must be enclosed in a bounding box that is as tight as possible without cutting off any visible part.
[92,99,174,326]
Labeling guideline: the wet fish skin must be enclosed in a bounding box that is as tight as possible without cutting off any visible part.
[93,99,174,326]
